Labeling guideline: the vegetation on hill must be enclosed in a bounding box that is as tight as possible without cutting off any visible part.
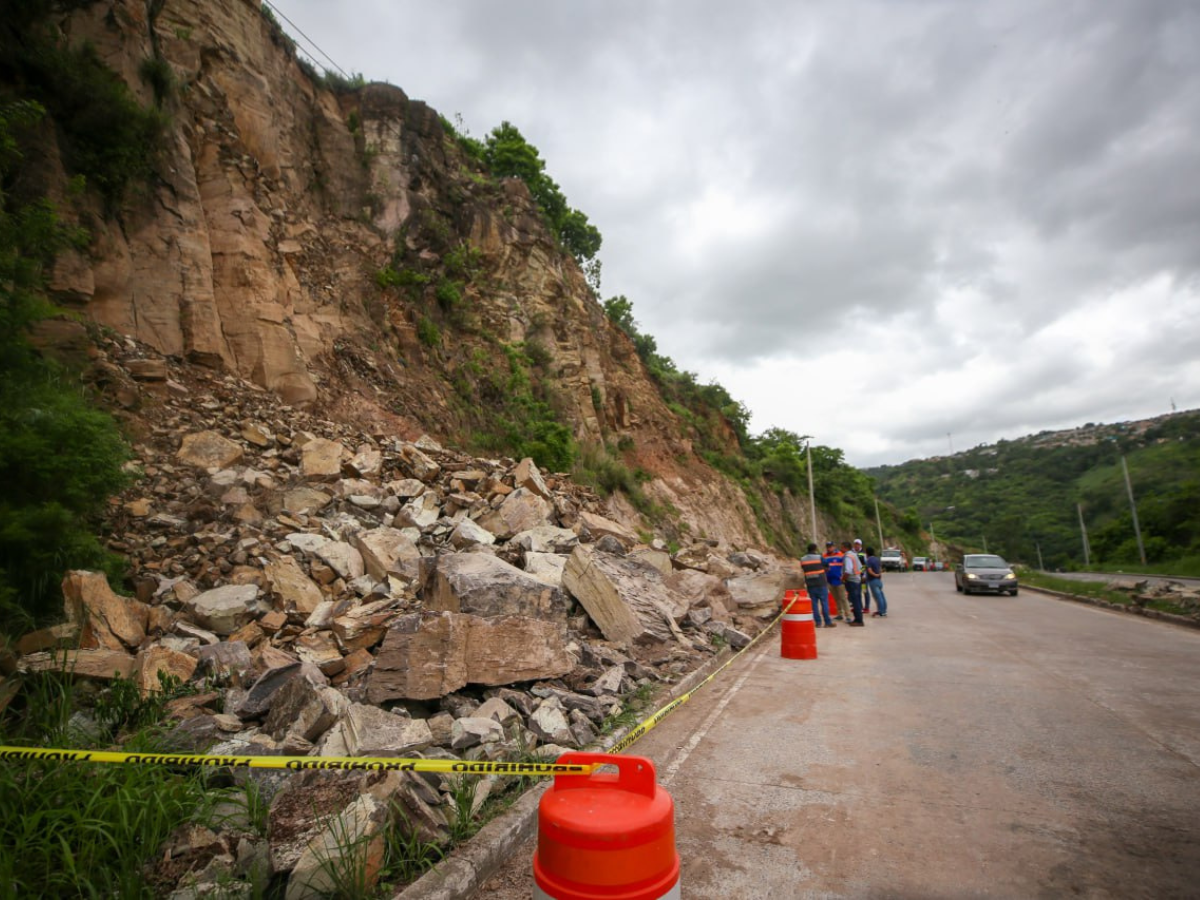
[0,99,133,627]
[868,412,1200,571]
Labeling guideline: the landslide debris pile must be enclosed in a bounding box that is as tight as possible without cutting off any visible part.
[10,336,794,897]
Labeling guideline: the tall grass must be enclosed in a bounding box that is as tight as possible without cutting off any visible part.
[0,671,214,898]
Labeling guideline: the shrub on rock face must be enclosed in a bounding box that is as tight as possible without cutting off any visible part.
[0,104,132,625]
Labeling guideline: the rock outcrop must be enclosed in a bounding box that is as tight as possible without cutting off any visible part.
[31,0,812,558]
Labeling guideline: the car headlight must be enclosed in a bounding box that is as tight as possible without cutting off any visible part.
[1003,573,1016,580]
[966,573,978,579]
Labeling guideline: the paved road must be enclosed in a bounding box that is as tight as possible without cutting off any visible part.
[476,573,1200,899]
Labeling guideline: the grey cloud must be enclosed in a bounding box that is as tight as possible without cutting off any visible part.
[281,0,1200,467]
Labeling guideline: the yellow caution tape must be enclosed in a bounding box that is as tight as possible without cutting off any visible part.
[607,602,788,755]
[0,746,594,775]
[2,598,793,776]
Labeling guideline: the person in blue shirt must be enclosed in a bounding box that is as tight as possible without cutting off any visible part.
[865,546,889,617]
[822,541,848,621]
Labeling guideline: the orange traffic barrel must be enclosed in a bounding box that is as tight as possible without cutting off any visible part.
[534,752,680,900]
[782,588,818,659]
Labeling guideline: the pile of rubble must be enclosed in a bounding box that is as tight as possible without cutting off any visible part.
[10,339,798,898]
[1104,577,1200,616]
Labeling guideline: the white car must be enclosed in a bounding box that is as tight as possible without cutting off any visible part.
[880,549,905,571]
[911,557,928,571]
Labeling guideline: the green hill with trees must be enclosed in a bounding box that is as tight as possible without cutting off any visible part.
[867,411,1200,573]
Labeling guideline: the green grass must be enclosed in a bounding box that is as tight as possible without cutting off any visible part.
[600,683,656,735]
[0,670,229,898]
[1019,570,1133,606]
[1071,556,1200,579]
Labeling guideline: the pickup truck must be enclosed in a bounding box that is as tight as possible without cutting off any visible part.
[880,549,905,571]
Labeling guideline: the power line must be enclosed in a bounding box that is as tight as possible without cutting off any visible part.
[261,0,352,80]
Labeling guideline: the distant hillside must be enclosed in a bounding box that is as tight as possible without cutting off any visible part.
[866,410,1200,569]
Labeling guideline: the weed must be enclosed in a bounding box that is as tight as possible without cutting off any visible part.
[444,775,478,844]
[0,726,208,897]
[139,55,174,107]
[93,671,198,738]
[524,338,552,369]
[417,316,441,348]
[435,279,462,311]
[600,682,655,735]
[443,243,482,280]
[380,809,444,886]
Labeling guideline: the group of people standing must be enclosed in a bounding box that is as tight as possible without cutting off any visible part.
[798,538,890,627]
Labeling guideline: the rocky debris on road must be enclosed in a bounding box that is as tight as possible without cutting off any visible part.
[1104,578,1200,616]
[10,338,797,898]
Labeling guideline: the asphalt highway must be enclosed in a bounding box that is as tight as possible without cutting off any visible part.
[474,572,1200,899]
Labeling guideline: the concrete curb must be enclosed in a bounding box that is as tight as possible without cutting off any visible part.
[1024,585,1200,630]
[391,642,745,900]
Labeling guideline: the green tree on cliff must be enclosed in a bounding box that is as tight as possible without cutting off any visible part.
[484,121,602,264]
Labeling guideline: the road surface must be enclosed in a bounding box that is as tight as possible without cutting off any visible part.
[475,572,1200,899]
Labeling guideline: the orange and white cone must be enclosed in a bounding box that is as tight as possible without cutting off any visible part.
[534,753,681,900]
[781,588,818,660]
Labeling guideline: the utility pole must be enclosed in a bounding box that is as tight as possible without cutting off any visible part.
[1036,541,1044,570]
[874,497,885,550]
[1077,502,1091,568]
[929,521,936,551]
[1120,454,1147,566]
[982,535,988,552]
[806,442,818,544]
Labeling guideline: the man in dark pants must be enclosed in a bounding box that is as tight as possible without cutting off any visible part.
[840,540,865,626]
[801,542,835,627]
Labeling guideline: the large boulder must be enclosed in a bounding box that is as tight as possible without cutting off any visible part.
[725,571,792,618]
[318,703,433,757]
[62,570,148,652]
[428,552,567,619]
[562,546,683,646]
[177,430,244,470]
[263,555,324,614]
[367,612,573,702]
[476,488,552,540]
[185,585,269,635]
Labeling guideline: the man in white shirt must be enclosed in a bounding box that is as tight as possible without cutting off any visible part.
[840,540,865,626]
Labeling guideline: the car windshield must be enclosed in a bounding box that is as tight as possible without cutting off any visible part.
[882,550,901,557]
[965,554,1008,568]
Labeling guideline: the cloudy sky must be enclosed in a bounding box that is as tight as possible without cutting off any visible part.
[275,0,1200,467]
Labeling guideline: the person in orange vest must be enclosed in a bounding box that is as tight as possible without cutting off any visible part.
[801,542,835,627]
[822,541,848,621]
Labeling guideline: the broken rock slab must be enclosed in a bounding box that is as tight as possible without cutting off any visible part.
[318,703,433,757]
[185,585,269,635]
[429,552,567,619]
[62,570,148,652]
[366,612,573,702]
[262,555,324,615]
[562,546,683,647]
[725,571,791,618]
[177,430,245,470]
[577,511,639,549]
[476,488,552,540]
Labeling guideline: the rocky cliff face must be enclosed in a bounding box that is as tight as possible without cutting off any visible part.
[36,0,812,552]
